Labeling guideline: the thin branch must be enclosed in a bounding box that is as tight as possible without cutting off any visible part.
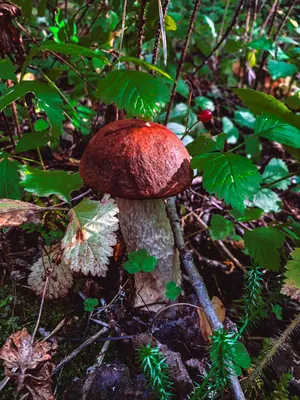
[259,0,279,35]
[166,197,246,400]
[136,0,149,60]
[193,0,245,74]
[164,0,201,124]
[31,276,50,344]
[151,0,170,66]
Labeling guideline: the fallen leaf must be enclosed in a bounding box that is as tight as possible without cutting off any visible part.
[281,282,300,302]
[0,328,56,399]
[28,245,73,300]
[197,296,226,342]
[0,199,42,227]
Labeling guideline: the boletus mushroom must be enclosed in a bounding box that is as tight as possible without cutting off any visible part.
[79,119,192,308]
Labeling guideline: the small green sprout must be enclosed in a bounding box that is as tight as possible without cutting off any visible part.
[124,249,157,274]
[83,297,98,312]
[165,281,181,300]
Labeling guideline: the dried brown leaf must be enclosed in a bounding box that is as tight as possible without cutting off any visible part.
[197,296,226,342]
[281,282,300,302]
[0,328,56,398]
[0,199,42,227]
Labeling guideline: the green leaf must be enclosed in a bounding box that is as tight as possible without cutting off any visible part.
[0,157,22,200]
[124,249,157,274]
[19,166,83,202]
[247,37,274,51]
[234,110,256,129]
[253,188,282,213]
[232,342,251,369]
[267,61,297,80]
[262,158,290,190]
[283,248,300,288]
[286,92,300,110]
[210,215,235,240]
[222,117,239,144]
[244,227,285,271]
[191,153,262,211]
[194,96,215,111]
[233,89,300,131]
[254,116,300,148]
[15,131,52,154]
[0,58,16,81]
[97,70,171,118]
[165,281,181,300]
[83,297,98,312]
[34,119,50,131]
[0,81,64,138]
[115,57,173,80]
[231,208,263,222]
[186,134,222,156]
[272,304,283,320]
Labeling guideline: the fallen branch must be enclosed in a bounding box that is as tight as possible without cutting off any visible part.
[166,196,246,400]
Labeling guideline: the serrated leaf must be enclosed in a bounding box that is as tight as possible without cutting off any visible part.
[61,196,119,276]
[210,215,234,240]
[283,248,300,289]
[0,199,43,227]
[253,188,282,213]
[262,158,290,190]
[232,342,251,369]
[0,58,16,81]
[97,70,171,118]
[254,116,300,148]
[244,227,285,271]
[0,81,64,138]
[19,166,83,203]
[15,131,52,154]
[191,152,262,211]
[233,89,300,131]
[124,249,157,274]
[267,61,297,80]
[0,157,22,200]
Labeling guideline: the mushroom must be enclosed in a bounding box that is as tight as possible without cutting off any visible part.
[79,119,192,308]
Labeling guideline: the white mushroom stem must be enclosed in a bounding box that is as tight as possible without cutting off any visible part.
[116,198,181,309]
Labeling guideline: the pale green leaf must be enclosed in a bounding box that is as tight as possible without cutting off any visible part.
[61,196,119,276]
[244,227,285,271]
[235,110,256,129]
[253,188,282,213]
[19,166,83,202]
[262,158,290,190]
[97,70,171,118]
[267,61,297,80]
[222,117,239,144]
[194,96,215,111]
[254,116,300,148]
[210,214,235,240]
[191,153,262,211]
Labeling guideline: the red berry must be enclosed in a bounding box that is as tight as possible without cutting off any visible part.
[198,109,213,123]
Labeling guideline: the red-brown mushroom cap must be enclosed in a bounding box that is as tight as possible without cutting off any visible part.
[79,119,193,199]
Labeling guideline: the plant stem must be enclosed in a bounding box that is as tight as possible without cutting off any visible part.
[137,0,149,60]
[262,170,299,189]
[151,0,170,66]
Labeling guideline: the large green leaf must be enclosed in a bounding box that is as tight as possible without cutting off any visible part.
[283,248,300,288]
[15,131,52,154]
[191,152,262,211]
[254,116,300,148]
[0,58,16,81]
[0,81,64,138]
[19,166,83,203]
[233,89,300,131]
[267,61,297,80]
[262,158,290,190]
[209,214,235,240]
[244,227,285,271]
[253,188,282,213]
[0,157,22,200]
[97,70,171,118]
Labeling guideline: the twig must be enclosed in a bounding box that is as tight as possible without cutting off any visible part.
[136,0,148,60]
[164,0,201,124]
[259,0,279,34]
[193,0,245,74]
[166,197,245,400]
[151,0,170,66]
[52,327,108,375]
[31,276,50,344]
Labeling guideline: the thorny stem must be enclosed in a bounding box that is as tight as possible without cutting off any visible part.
[165,0,201,125]
[136,0,149,60]
[193,0,245,74]
[151,0,170,66]
[166,197,246,400]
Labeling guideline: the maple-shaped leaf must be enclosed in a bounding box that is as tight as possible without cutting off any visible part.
[19,166,83,203]
[97,70,171,118]
[28,245,73,300]
[61,196,119,276]
[191,152,262,211]
[0,199,43,227]
[0,328,56,399]
[283,248,300,289]
[244,227,285,271]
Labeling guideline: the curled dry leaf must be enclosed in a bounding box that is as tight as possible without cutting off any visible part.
[281,283,300,302]
[197,296,226,342]
[61,195,119,276]
[0,199,42,227]
[0,328,56,399]
[28,245,73,300]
